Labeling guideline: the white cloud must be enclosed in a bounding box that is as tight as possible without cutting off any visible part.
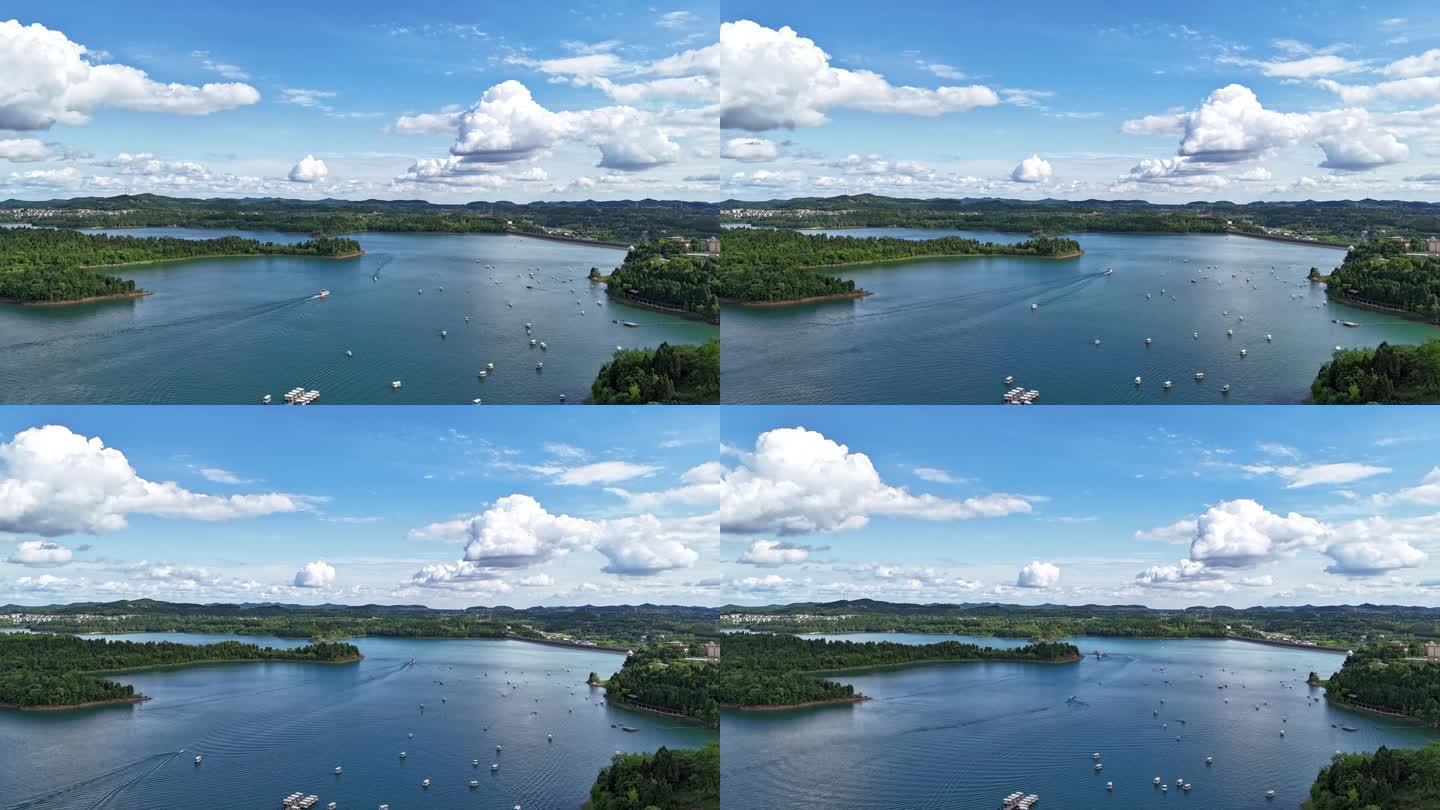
[1125,84,1409,171]
[912,467,958,484]
[1016,560,1061,589]
[1135,558,1229,589]
[0,425,308,537]
[1188,499,1329,568]
[737,539,814,567]
[7,539,73,567]
[721,137,780,162]
[1010,154,1053,183]
[293,560,336,588]
[288,154,329,183]
[554,461,659,486]
[1383,48,1440,79]
[1323,536,1426,577]
[197,466,251,485]
[1389,468,1440,505]
[517,573,554,587]
[0,20,259,131]
[11,573,69,592]
[657,11,698,30]
[1134,517,1198,544]
[1218,53,1369,79]
[719,20,999,131]
[1241,461,1391,488]
[279,88,337,109]
[192,51,249,81]
[0,138,47,162]
[721,427,1035,535]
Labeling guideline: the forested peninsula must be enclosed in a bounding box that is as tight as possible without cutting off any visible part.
[0,632,361,710]
[602,644,721,727]
[0,227,362,304]
[716,633,1080,710]
[1305,744,1440,809]
[716,227,1083,305]
[584,742,720,810]
[1320,644,1440,727]
[589,338,720,404]
[1322,241,1440,323]
[600,239,719,322]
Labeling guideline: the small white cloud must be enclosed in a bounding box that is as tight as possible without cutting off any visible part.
[720,137,780,162]
[7,539,73,568]
[288,154,329,183]
[1016,560,1060,589]
[1010,154,1053,183]
[293,560,336,588]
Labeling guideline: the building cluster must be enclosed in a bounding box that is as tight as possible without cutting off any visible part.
[720,208,854,219]
[1426,641,1440,660]
[720,612,855,623]
[0,208,135,219]
[1425,237,1440,255]
[0,612,132,623]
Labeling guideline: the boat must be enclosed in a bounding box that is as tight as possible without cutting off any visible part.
[478,370,487,378]
[622,726,639,732]
[262,394,272,404]
[1134,377,1141,385]
[391,381,402,389]
[1205,756,1213,764]
[1266,334,1273,341]
[1094,763,1102,770]
[1153,777,1161,785]
[1194,372,1204,380]
[487,362,495,369]
[621,321,639,327]
[317,289,330,298]
[1104,268,1113,275]
[345,350,352,357]
[1266,790,1276,799]
[1240,348,1247,356]
[1004,376,1014,385]
[469,780,480,788]
[1145,337,1152,345]
[1031,303,1038,310]
[536,362,543,369]
[1106,782,1113,791]
[539,341,547,349]
[1163,380,1172,389]
[1222,384,1230,393]
[422,778,430,788]
[335,767,342,774]
[194,755,203,764]
[1093,339,1101,346]
[1341,726,1358,732]
[492,763,500,770]
[440,330,447,337]
[1341,321,1359,327]
[399,752,406,758]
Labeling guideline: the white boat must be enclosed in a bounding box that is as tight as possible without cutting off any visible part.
[487,362,495,369]
[1106,782,1113,791]
[1222,384,1231,393]
[317,289,330,298]
[262,394,272,404]
[1134,377,1141,385]
[440,330,447,337]
[469,780,480,788]
[1031,303,1038,310]
[1266,790,1276,799]
[335,767,342,774]
[1164,380,1172,389]
[1266,334,1273,341]
[1145,337,1152,345]
[492,763,500,770]
[1004,375,1014,385]
[345,350,352,357]
[472,398,482,404]
[1226,329,1233,336]
[1194,372,1204,380]
[539,342,547,349]
[399,752,406,758]
[391,381,402,389]
[1104,268,1113,275]
[194,756,203,764]
[1240,349,1247,356]
[536,362,543,369]
[1093,339,1101,346]
[422,778,430,788]
[479,370,487,378]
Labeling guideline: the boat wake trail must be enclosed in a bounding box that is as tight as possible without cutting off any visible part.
[0,295,318,355]
[5,751,179,810]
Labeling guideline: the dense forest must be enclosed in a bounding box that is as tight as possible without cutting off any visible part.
[602,240,719,321]
[0,227,361,303]
[719,600,1440,648]
[604,644,721,726]
[584,742,720,810]
[1324,645,1440,725]
[1305,744,1440,809]
[589,338,720,404]
[1310,340,1440,404]
[0,194,720,244]
[721,195,1440,243]
[0,632,360,708]
[716,632,1080,708]
[715,227,1082,303]
[1324,241,1440,321]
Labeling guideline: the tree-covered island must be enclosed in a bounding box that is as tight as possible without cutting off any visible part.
[598,239,720,322]
[583,742,720,810]
[0,632,361,710]
[715,632,1081,710]
[1304,744,1440,809]
[0,227,362,304]
[716,227,1083,305]
[589,338,720,404]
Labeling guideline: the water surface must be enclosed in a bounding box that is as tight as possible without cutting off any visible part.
[722,230,1437,403]
[721,634,1437,809]
[0,633,715,809]
[0,229,716,404]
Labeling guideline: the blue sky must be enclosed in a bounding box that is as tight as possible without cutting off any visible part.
[0,406,720,607]
[0,1,718,201]
[717,406,1440,608]
[720,0,1440,201]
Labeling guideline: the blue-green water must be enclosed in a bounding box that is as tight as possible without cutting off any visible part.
[721,634,1438,809]
[721,229,1438,403]
[0,229,715,404]
[0,633,715,809]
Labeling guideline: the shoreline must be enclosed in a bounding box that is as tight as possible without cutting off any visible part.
[507,635,631,655]
[1224,634,1350,654]
[88,653,364,676]
[1327,294,1440,326]
[606,291,721,325]
[1324,694,1439,728]
[795,249,1085,271]
[721,290,873,308]
[0,695,151,712]
[1,290,152,307]
[78,249,366,271]
[505,229,633,250]
[803,653,1084,676]
[725,695,872,712]
[608,697,717,727]
[1223,229,1351,250]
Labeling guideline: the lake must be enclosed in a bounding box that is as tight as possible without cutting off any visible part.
[0,229,716,404]
[721,229,1439,403]
[720,634,1438,809]
[0,633,716,809]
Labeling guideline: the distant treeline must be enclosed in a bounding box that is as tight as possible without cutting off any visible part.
[584,742,720,810]
[0,227,360,303]
[716,632,1080,708]
[0,632,360,708]
[1324,644,1440,726]
[604,644,721,726]
[590,339,719,404]
[1311,340,1440,404]
[0,194,720,244]
[603,240,719,320]
[1324,241,1440,321]
[721,195,1440,242]
[715,227,1082,303]
[1305,743,1440,809]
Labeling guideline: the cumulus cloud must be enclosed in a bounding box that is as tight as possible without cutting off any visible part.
[721,427,1035,535]
[1016,560,1061,589]
[407,494,703,582]
[0,20,259,131]
[7,539,73,567]
[737,539,817,567]
[719,20,998,131]
[0,425,309,537]
[1323,538,1425,576]
[287,154,329,183]
[1010,154,1053,183]
[1188,499,1329,568]
[293,560,336,588]
[1134,517,1199,544]
[1134,558,1231,590]
[0,138,47,162]
[721,137,780,162]
[1124,84,1409,171]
